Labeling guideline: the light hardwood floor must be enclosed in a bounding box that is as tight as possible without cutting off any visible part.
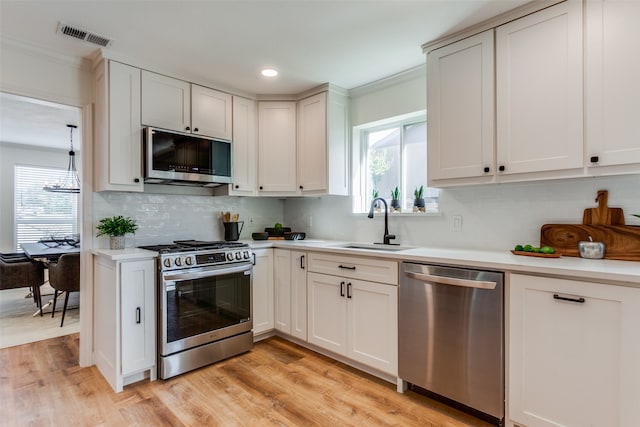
[1,334,493,426]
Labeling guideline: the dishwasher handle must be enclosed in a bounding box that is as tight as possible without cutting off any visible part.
[405,271,497,290]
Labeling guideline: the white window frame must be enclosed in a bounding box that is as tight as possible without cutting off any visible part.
[352,110,438,214]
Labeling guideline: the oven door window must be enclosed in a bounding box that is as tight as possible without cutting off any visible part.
[166,272,250,343]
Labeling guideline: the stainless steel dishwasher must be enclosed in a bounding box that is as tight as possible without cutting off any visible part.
[399,262,504,425]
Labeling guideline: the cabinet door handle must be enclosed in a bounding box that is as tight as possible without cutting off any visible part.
[340,281,345,297]
[300,255,305,270]
[590,156,599,163]
[252,253,256,266]
[194,127,199,132]
[136,307,141,324]
[235,185,239,189]
[484,167,490,173]
[553,294,585,304]
[185,126,190,131]
[498,165,505,172]
[338,265,356,270]
[347,283,352,299]
[134,178,140,183]
[259,186,264,190]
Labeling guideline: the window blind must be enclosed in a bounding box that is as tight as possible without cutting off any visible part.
[14,165,78,252]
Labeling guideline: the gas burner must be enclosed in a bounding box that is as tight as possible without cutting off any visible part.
[139,240,248,254]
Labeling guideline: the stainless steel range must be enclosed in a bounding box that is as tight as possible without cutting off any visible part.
[139,240,253,379]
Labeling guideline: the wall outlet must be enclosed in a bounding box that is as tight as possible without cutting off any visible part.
[452,215,463,232]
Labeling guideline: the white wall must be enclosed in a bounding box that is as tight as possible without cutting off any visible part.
[285,176,640,251]
[350,66,426,127]
[0,38,94,106]
[284,69,640,251]
[0,143,69,252]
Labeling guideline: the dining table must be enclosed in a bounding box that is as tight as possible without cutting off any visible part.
[20,241,80,316]
[21,241,81,260]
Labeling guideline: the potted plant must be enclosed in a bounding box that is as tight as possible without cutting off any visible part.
[413,185,425,213]
[372,189,381,212]
[390,186,401,212]
[96,215,138,250]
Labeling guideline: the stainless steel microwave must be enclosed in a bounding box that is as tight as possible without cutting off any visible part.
[143,127,232,185]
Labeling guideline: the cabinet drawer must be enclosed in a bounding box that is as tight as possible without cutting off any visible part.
[307,252,398,285]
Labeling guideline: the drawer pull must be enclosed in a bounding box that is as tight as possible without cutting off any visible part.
[553,294,585,304]
[338,265,356,270]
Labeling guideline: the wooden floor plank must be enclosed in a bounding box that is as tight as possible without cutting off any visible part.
[1,334,493,427]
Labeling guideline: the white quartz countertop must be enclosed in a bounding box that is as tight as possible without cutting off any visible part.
[246,239,640,287]
[92,247,158,261]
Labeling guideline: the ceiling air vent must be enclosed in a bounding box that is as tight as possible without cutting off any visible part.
[57,22,113,48]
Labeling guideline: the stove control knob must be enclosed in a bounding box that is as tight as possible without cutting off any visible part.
[185,257,193,266]
[174,257,182,266]
[243,251,250,259]
[163,258,172,268]
[226,252,234,261]
[235,252,242,260]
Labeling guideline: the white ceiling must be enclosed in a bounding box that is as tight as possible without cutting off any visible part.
[0,0,529,148]
[0,93,82,150]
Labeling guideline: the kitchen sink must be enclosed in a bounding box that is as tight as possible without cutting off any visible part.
[336,243,413,252]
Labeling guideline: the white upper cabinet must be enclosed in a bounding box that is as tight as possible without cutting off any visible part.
[297,89,350,196]
[426,1,586,187]
[191,84,232,140]
[427,30,495,185]
[141,71,232,140]
[141,71,191,133]
[258,86,349,197]
[257,101,298,194]
[298,92,328,193]
[496,1,583,178]
[229,96,257,196]
[94,60,143,192]
[585,0,640,173]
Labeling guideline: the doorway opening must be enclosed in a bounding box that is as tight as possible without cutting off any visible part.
[0,92,82,349]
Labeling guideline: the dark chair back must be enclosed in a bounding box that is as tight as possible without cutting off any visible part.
[0,253,45,290]
[48,253,80,293]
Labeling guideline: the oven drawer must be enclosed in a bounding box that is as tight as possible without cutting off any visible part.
[307,252,398,285]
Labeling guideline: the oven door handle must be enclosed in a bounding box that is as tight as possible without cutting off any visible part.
[163,263,252,281]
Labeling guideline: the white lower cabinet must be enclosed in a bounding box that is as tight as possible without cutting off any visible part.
[273,249,307,340]
[509,273,640,427]
[93,252,156,392]
[252,249,274,336]
[307,267,398,375]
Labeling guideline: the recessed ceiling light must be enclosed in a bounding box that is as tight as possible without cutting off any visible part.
[261,68,278,77]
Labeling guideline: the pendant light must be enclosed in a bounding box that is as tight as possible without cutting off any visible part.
[43,124,80,194]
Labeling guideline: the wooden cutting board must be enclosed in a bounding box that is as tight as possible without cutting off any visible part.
[540,224,640,261]
[582,190,625,225]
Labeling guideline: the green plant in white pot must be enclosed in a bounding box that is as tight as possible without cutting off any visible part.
[96,215,138,250]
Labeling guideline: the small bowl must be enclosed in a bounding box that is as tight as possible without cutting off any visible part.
[252,232,269,241]
[578,241,605,259]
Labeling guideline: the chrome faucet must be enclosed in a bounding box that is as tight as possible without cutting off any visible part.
[368,197,397,245]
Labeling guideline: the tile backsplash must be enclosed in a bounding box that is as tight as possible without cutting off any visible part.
[93,191,284,248]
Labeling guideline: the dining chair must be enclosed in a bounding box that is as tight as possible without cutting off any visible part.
[0,253,45,310]
[47,253,80,327]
